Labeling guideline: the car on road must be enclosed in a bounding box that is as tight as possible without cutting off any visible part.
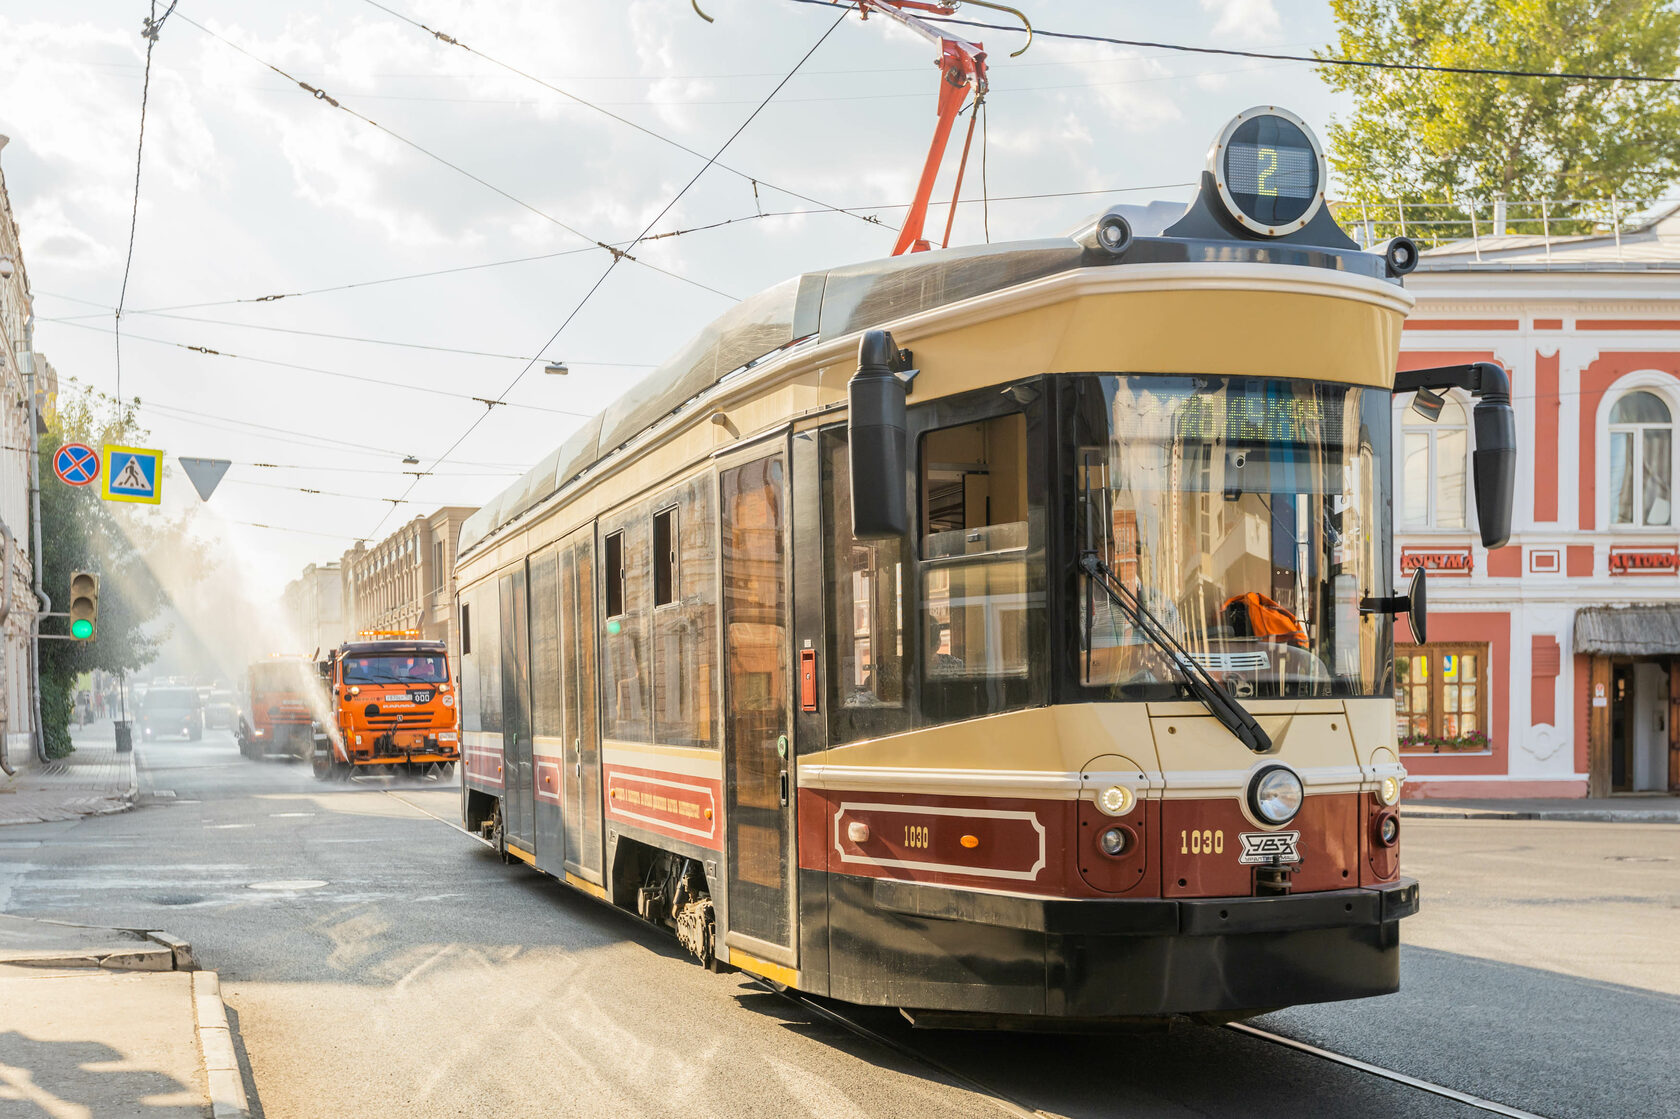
[204,689,240,729]
[139,686,205,742]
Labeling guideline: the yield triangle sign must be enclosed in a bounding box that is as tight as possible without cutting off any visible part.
[179,457,232,501]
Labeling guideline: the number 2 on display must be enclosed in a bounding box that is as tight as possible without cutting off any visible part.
[1256,147,1278,196]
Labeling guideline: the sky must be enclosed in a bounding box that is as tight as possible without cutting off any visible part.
[0,0,1348,602]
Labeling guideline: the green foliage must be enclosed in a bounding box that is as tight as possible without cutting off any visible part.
[36,389,171,757]
[1320,0,1680,238]
[1400,730,1494,753]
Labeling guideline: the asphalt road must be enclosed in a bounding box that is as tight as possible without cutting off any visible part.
[2,726,1676,1118]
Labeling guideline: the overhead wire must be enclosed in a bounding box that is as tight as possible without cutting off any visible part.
[173,11,739,302]
[816,2,1680,85]
[115,0,180,401]
[362,8,852,540]
[46,317,599,418]
[356,0,896,232]
[32,181,1195,327]
[40,300,655,367]
[59,374,531,467]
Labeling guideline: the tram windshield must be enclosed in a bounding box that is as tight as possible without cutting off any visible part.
[1069,375,1393,700]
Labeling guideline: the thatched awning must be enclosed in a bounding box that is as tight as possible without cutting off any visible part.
[1574,606,1680,655]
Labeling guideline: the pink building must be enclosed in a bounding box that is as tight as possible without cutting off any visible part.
[1397,205,1680,798]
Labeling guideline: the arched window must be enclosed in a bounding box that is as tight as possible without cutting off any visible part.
[1609,390,1672,527]
[1402,396,1468,528]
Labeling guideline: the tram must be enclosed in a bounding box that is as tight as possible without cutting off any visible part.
[453,106,1516,1024]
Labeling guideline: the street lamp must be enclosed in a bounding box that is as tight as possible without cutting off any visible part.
[0,257,13,281]
[544,361,568,376]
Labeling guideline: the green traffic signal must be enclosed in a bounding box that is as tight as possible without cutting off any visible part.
[68,570,99,641]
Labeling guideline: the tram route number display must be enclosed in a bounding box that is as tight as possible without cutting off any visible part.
[1226,142,1316,201]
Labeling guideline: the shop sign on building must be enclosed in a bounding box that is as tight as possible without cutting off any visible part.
[1607,548,1679,576]
[1400,547,1474,575]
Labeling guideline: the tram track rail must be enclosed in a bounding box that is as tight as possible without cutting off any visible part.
[760,979,1554,1119]
[1225,1022,1551,1119]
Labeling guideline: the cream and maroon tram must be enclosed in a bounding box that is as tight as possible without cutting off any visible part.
[453,108,1516,1024]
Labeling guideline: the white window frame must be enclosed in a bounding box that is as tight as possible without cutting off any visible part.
[1396,390,1474,532]
[1596,375,1680,533]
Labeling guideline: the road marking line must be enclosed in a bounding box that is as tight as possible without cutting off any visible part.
[1227,1023,1551,1118]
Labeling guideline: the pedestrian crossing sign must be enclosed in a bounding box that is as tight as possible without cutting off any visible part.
[101,444,163,505]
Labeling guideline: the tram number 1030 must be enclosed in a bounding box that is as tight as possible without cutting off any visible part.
[904,825,931,849]
[1180,829,1225,856]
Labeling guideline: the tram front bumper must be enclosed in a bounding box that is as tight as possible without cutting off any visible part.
[840,877,1419,1019]
[871,876,1420,936]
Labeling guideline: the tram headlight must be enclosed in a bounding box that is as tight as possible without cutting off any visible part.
[1098,827,1129,857]
[1375,811,1400,847]
[1377,775,1402,806]
[1095,784,1135,817]
[1248,765,1304,826]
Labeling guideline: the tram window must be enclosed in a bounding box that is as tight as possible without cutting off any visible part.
[601,512,651,742]
[459,590,481,733]
[920,413,1028,555]
[653,478,717,747]
[605,531,627,618]
[528,547,564,740]
[475,584,504,734]
[822,429,909,746]
[653,507,678,608]
[919,414,1033,694]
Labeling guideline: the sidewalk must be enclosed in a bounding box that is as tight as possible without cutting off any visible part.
[0,916,250,1117]
[1406,796,1680,823]
[0,721,137,826]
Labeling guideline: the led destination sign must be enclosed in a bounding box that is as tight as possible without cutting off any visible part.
[1115,382,1349,447]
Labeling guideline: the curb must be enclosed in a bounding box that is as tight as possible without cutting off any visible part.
[0,918,195,971]
[1406,808,1680,824]
[193,971,251,1119]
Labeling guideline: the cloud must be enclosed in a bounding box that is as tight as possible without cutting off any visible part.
[1198,0,1281,39]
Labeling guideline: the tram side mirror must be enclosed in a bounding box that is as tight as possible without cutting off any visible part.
[849,329,918,539]
[1394,361,1517,549]
[1410,388,1447,422]
[1472,395,1517,549]
[1407,568,1428,645]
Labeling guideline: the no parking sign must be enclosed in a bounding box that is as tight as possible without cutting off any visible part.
[53,443,99,487]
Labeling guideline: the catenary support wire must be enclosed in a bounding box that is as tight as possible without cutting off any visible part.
[361,10,851,540]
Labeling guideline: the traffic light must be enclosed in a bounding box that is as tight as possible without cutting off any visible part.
[68,571,98,641]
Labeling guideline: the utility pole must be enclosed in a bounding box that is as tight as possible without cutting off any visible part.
[23,311,45,763]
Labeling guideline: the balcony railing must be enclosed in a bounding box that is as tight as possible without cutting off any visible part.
[1334,196,1680,265]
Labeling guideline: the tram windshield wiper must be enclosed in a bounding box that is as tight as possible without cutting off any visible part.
[1079,552,1272,754]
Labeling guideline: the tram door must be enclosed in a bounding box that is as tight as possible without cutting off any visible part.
[559,527,604,882]
[720,451,797,960]
[499,569,534,850]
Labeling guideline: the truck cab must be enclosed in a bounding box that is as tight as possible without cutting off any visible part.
[316,635,461,778]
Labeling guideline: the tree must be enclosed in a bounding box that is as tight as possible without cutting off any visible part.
[1319,0,1680,240]
[36,389,171,756]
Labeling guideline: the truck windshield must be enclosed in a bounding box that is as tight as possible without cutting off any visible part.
[343,654,448,685]
[1067,374,1393,700]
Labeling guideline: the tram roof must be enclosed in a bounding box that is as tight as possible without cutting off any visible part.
[458,199,1391,560]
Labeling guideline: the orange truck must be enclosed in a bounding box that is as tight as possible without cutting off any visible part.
[239,656,324,760]
[312,634,460,779]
